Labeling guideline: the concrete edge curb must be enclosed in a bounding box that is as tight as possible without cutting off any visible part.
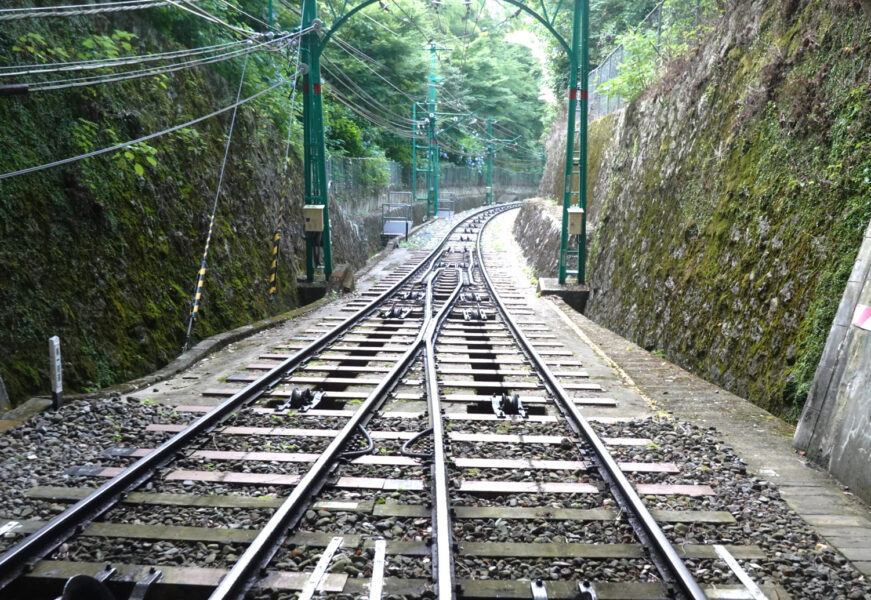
[0,213,445,431]
[0,297,329,431]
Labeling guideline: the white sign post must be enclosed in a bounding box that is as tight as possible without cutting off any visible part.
[48,336,62,409]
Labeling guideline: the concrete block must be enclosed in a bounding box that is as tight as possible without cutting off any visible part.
[297,280,326,305]
[326,263,355,296]
[538,278,590,313]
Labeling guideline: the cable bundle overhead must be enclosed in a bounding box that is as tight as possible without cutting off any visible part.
[0,0,200,20]
[0,70,298,180]
[9,31,302,92]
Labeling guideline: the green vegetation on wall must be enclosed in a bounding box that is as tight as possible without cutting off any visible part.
[0,12,303,403]
[560,1,871,421]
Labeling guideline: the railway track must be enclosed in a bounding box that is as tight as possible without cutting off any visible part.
[0,204,787,600]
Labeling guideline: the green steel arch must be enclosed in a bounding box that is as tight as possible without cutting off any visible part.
[298,0,588,284]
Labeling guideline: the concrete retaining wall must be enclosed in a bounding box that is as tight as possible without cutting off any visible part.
[794,219,871,504]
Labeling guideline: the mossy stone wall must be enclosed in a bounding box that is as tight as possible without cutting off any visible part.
[546,0,871,420]
[0,13,340,404]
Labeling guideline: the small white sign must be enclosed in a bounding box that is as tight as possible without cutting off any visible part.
[48,336,62,394]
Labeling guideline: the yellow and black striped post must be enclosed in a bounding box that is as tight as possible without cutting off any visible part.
[182,56,248,352]
[184,213,215,350]
[268,198,284,297]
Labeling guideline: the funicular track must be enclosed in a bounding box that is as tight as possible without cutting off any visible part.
[0,204,783,600]
[0,205,509,600]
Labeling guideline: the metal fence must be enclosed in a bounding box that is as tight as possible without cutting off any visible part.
[327,155,539,215]
[587,0,715,121]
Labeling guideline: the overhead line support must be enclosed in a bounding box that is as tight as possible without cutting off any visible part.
[558,0,588,284]
[300,3,332,282]
[485,119,494,205]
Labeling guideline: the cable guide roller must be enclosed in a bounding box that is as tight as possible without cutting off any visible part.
[276,388,324,412]
[491,392,526,419]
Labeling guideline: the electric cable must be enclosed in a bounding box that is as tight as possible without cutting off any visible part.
[0,69,297,180]
[183,53,249,350]
[21,33,298,91]
[0,38,251,77]
[329,37,418,102]
[321,56,415,125]
[0,0,195,20]
[162,0,261,39]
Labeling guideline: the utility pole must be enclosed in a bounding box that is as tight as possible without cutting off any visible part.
[485,119,494,205]
[425,43,446,219]
[411,102,430,208]
[300,0,332,282]
[558,0,589,285]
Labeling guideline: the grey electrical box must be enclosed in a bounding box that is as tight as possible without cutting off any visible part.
[303,204,324,232]
[568,207,585,235]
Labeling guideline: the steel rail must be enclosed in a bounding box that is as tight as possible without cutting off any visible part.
[210,267,465,599]
[0,203,509,593]
[475,208,708,600]
[423,246,478,600]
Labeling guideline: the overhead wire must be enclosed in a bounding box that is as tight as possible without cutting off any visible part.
[0,0,197,20]
[0,38,252,77]
[161,0,262,39]
[212,0,280,31]
[323,80,419,136]
[326,40,418,107]
[19,33,299,91]
[321,57,415,125]
[0,69,297,180]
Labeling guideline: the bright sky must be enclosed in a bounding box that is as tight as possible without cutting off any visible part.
[505,28,556,104]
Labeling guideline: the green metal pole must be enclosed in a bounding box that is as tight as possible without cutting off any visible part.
[427,43,439,218]
[301,1,331,282]
[558,0,583,284]
[268,0,273,26]
[578,0,589,284]
[411,103,417,204]
[486,119,494,205]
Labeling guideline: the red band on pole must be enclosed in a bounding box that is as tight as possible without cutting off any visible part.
[580,89,588,100]
[301,83,309,94]
[569,88,578,100]
[313,83,322,95]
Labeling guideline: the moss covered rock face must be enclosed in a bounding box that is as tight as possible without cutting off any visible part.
[0,13,312,403]
[551,2,871,421]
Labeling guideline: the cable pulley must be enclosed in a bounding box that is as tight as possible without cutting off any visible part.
[491,393,526,419]
[277,388,324,412]
[380,303,411,319]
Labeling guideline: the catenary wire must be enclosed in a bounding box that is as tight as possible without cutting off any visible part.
[0,70,297,180]
[24,33,299,91]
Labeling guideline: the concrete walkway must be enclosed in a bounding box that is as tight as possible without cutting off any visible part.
[548,298,871,578]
